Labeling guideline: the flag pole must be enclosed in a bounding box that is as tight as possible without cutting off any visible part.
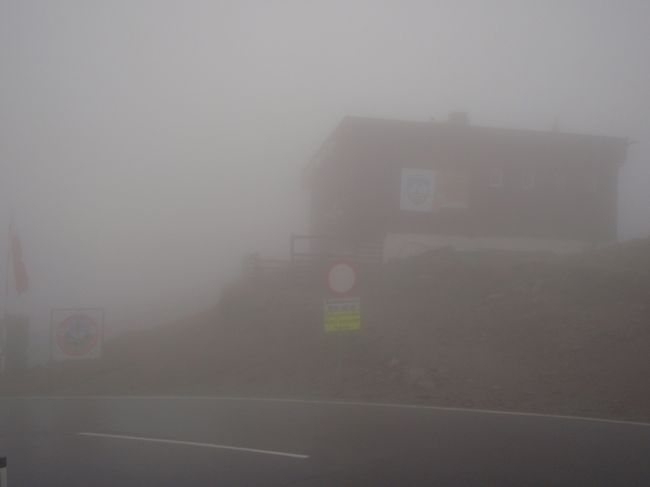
[5,222,11,299]
[1,224,11,374]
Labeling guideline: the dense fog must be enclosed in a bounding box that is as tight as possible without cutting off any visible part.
[1,1,649,363]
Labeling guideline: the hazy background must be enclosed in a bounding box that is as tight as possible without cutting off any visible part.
[1,0,649,363]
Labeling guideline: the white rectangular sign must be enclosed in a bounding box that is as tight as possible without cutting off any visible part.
[400,168,435,212]
[51,308,103,361]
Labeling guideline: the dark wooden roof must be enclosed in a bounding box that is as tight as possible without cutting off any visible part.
[318,115,628,167]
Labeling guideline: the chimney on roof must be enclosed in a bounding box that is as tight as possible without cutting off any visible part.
[448,111,469,126]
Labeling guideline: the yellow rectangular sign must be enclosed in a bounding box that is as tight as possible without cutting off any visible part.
[324,298,361,332]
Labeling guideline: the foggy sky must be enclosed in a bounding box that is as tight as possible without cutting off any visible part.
[1,1,649,357]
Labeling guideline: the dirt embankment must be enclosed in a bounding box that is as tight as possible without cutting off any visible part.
[2,240,649,422]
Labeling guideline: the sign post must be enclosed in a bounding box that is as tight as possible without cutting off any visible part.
[324,262,360,392]
[0,456,7,486]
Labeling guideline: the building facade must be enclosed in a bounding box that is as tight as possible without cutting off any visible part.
[305,115,628,258]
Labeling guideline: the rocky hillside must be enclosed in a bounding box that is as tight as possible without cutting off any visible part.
[2,239,649,422]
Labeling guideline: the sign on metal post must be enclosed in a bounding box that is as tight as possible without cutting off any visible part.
[327,261,357,296]
[51,309,104,361]
[324,261,361,390]
[324,297,361,332]
[324,261,360,333]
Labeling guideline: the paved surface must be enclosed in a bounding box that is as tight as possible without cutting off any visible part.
[0,396,649,486]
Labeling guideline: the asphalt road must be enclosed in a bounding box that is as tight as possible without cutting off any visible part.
[0,396,648,486]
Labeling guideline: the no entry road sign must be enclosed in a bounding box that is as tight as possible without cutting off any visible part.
[327,261,357,296]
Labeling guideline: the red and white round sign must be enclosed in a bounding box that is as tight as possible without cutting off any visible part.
[56,313,100,357]
[327,261,357,295]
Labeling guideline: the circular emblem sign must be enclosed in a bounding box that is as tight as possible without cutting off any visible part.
[406,176,432,206]
[56,313,100,357]
[327,261,357,295]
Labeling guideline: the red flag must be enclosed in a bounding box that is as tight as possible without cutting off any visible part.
[9,223,29,295]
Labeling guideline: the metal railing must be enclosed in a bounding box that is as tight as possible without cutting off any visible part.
[241,235,383,286]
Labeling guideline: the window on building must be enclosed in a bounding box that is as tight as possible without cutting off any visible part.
[586,172,600,192]
[555,170,568,189]
[488,165,504,188]
[522,167,535,190]
[438,170,469,208]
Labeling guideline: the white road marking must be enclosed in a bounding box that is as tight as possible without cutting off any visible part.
[77,432,309,459]
[208,396,650,428]
[9,395,650,428]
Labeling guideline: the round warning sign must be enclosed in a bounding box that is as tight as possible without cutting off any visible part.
[55,313,100,357]
[327,261,357,295]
